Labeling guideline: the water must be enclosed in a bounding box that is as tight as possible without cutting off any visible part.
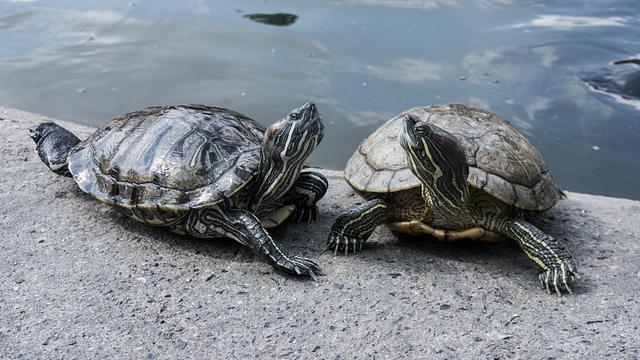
[1,0,639,199]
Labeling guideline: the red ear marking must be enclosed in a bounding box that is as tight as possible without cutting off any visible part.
[438,136,459,153]
[264,122,282,142]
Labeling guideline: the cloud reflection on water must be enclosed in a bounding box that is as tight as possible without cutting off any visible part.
[328,0,512,10]
[512,15,627,30]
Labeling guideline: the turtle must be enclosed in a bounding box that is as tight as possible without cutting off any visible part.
[29,103,328,278]
[327,104,578,295]
[579,58,640,110]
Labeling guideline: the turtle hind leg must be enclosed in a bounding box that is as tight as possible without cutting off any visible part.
[327,199,390,255]
[185,207,322,279]
[29,122,81,177]
[502,220,578,296]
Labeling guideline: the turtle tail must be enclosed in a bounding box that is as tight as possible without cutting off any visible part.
[29,122,81,177]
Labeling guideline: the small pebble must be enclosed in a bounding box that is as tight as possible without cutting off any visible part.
[474,335,482,342]
[592,145,600,151]
[439,304,450,310]
[175,339,187,350]
[334,283,344,289]
[76,88,87,94]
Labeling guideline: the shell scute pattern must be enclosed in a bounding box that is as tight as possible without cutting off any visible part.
[68,105,266,210]
[345,104,562,211]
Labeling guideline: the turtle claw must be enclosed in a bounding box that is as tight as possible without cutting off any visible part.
[538,263,578,296]
[291,204,319,223]
[275,255,323,279]
[564,282,573,295]
[284,256,322,281]
[326,231,366,256]
[308,269,319,282]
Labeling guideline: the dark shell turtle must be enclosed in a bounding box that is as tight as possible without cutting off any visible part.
[329,104,578,295]
[68,105,265,212]
[30,103,328,278]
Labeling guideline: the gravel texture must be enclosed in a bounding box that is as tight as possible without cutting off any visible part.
[1,106,639,359]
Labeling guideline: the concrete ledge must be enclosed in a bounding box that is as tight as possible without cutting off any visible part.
[1,106,639,359]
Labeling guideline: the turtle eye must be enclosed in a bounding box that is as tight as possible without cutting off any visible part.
[290,112,300,120]
[414,125,431,137]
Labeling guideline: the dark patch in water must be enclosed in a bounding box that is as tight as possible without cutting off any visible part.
[579,59,640,108]
[244,13,298,27]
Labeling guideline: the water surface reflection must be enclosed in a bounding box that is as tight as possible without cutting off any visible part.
[0,0,638,198]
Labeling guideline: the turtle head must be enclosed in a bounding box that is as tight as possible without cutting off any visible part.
[398,114,469,206]
[262,102,324,164]
[257,102,324,206]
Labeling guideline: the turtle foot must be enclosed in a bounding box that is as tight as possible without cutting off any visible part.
[290,203,319,223]
[538,263,579,296]
[275,256,323,280]
[326,231,366,256]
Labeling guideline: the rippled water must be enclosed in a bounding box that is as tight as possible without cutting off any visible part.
[1,0,639,199]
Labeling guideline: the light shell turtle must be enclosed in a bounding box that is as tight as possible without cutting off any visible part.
[329,104,578,295]
[30,103,327,278]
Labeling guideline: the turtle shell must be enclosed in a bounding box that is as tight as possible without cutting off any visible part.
[68,105,265,210]
[344,104,563,211]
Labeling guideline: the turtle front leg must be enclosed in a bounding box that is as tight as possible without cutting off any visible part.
[285,171,328,223]
[185,207,322,279]
[502,220,579,295]
[327,199,390,255]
